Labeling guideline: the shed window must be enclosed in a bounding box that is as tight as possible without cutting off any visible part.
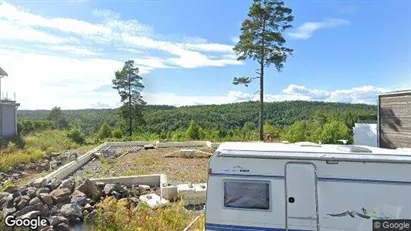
[223,181,270,210]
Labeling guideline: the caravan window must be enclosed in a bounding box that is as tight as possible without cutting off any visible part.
[223,181,270,210]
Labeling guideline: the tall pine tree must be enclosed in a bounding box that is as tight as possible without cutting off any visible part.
[112,60,146,137]
[233,0,294,140]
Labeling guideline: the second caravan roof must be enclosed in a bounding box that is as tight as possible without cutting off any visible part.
[215,142,411,163]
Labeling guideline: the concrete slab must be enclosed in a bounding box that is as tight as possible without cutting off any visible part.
[180,149,196,157]
[89,174,166,188]
[206,141,221,149]
[177,183,207,206]
[139,193,169,209]
[161,185,178,201]
[156,141,207,148]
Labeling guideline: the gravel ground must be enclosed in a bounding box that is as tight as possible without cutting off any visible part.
[71,147,215,183]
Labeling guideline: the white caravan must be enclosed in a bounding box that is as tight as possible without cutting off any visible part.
[205,142,411,231]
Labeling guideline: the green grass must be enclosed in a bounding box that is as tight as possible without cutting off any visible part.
[0,149,44,172]
[24,130,81,152]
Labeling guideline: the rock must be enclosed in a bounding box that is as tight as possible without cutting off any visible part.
[55,202,64,209]
[0,195,14,209]
[11,173,21,179]
[29,197,42,206]
[129,197,140,205]
[95,182,105,192]
[46,179,62,191]
[4,185,18,194]
[71,197,87,207]
[85,210,97,223]
[40,226,55,231]
[77,179,102,201]
[0,192,10,199]
[49,206,60,216]
[138,185,150,190]
[84,203,93,212]
[25,163,36,170]
[60,204,82,220]
[17,210,41,219]
[33,178,47,188]
[34,203,50,216]
[49,216,68,226]
[26,187,37,199]
[40,193,54,206]
[111,191,122,199]
[144,144,155,150]
[70,190,86,200]
[50,188,71,204]
[55,223,70,231]
[103,183,122,195]
[59,178,75,193]
[16,199,28,210]
[15,205,35,217]
[37,187,50,196]
[18,187,28,196]
[2,207,16,217]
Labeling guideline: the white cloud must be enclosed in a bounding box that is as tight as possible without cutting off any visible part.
[46,45,101,56]
[0,1,240,70]
[0,21,68,44]
[288,18,349,40]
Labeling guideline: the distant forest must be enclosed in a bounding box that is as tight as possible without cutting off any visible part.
[16,101,377,143]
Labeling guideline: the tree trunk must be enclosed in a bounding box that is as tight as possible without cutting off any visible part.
[259,63,264,141]
[128,74,132,137]
[259,19,266,141]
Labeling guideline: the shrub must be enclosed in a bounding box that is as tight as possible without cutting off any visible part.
[0,149,44,172]
[111,128,123,139]
[67,128,85,145]
[98,123,112,140]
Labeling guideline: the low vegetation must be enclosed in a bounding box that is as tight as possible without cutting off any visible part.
[91,197,202,231]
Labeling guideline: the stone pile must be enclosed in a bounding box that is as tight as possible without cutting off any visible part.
[0,177,158,231]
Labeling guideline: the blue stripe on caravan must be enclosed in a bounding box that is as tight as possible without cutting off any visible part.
[205,223,312,231]
[211,173,411,185]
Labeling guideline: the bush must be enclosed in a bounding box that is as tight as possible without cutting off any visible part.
[111,128,123,139]
[67,128,85,145]
[97,123,112,140]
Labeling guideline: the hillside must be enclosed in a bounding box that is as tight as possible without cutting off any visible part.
[18,101,377,136]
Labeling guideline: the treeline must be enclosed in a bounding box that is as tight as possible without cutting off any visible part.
[17,101,377,144]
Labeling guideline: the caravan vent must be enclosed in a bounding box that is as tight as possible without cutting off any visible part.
[337,145,372,153]
[295,142,322,147]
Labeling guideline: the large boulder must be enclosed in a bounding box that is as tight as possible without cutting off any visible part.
[36,188,50,196]
[39,193,54,206]
[49,215,68,226]
[103,183,122,195]
[60,204,83,221]
[77,179,102,201]
[50,188,71,204]
[58,178,75,193]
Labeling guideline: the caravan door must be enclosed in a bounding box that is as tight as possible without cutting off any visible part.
[285,162,319,231]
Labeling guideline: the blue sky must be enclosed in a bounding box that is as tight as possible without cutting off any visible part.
[0,0,410,109]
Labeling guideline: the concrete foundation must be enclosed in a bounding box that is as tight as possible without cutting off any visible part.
[161,185,178,201]
[155,141,207,148]
[177,183,207,206]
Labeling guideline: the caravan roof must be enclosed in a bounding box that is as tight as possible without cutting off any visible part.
[215,142,411,163]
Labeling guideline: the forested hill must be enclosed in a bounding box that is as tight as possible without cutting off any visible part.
[17,101,377,136]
